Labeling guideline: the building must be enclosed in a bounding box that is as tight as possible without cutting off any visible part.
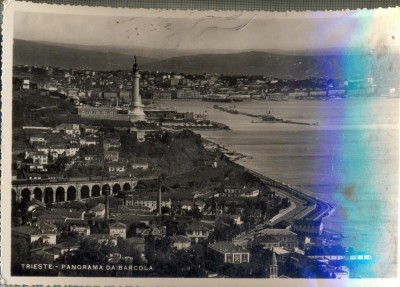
[55,123,80,136]
[89,203,106,217]
[103,139,121,151]
[124,193,171,212]
[77,106,130,121]
[104,150,119,162]
[321,265,350,279]
[118,90,132,104]
[185,222,210,242]
[207,242,250,264]
[29,134,47,145]
[69,223,91,236]
[138,226,166,239]
[170,235,192,250]
[22,79,30,90]
[31,242,80,263]
[27,199,46,212]
[12,226,57,244]
[84,154,98,161]
[131,160,149,170]
[152,90,172,100]
[176,88,201,99]
[222,186,260,198]
[261,229,298,249]
[109,222,127,239]
[86,234,118,246]
[80,137,99,147]
[180,200,193,212]
[292,219,324,236]
[31,152,48,165]
[252,235,281,249]
[103,92,118,101]
[108,163,126,174]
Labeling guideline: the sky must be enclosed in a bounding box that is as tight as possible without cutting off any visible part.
[14,8,400,52]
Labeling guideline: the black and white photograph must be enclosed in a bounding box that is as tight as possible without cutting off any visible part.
[1,1,399,285]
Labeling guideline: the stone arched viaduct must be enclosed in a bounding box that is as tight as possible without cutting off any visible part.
[12,177,137,204]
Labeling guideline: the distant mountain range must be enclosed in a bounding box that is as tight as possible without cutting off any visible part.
[13,39,399,79]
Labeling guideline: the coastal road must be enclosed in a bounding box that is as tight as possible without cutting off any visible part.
[240,165,333,222]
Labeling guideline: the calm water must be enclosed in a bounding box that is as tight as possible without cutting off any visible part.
[161,98,399,277]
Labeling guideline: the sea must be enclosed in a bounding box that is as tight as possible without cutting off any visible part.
[160,97,399,277]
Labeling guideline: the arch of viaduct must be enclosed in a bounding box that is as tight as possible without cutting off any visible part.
[12,178,137,204]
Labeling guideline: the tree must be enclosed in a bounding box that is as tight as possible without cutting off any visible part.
[192,207,203,220]
[127,222,147,238]
[12,238,31,275]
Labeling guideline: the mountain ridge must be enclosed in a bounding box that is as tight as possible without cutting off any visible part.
[13,39,399,79]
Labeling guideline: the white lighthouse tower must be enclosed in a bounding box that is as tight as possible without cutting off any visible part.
[129,56,146,122]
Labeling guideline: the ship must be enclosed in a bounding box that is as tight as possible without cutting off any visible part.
[262,110,281,122]
[202,94,232,103]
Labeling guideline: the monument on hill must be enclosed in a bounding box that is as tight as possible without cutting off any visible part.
[129,56,146,122]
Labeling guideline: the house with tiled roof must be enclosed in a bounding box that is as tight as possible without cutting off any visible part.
[37,222,58,234]
[252,234,281,249]
[180,199,193,212]
[90,203,106,217]
[261,229,298,249]
[292,219,324,236]
[109,222,127,239]
[170,235,192,250]
[138,226,166,239]
[185,222,210,243]
[31,242,80,263]
[86,234,117,245]
[104,150,119,162]
[27,198,46,212]
[55,123,80,136]
[12,226,57,244]
[65,219,91,236]
[207,242,250,264]
[36,214,68,224]
[108,162,126,174]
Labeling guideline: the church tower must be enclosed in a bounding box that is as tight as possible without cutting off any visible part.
[269,249,278,278]
[129,56,146,122]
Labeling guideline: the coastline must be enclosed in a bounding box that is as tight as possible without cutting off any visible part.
[202,137,335,224]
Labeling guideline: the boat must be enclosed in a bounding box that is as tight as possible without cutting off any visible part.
[262,111,281,122]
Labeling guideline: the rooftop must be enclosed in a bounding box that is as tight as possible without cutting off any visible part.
[263,229,297,236]
[208,242,248,253]
[170,235,192,244]
[109,222,126,228]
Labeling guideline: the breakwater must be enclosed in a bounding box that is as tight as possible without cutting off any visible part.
[213,105,319,126]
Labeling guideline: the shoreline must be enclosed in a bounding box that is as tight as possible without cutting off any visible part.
[202,137,335,224]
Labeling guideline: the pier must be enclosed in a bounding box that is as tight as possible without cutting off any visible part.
[213,105,319,126]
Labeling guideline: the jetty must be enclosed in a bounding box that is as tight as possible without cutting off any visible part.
[213,105,319,126]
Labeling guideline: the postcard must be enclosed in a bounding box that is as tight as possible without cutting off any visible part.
[1,1,399,286]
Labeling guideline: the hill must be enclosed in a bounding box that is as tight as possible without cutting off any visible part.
[13,39,399,79]
[13,39,156,71]
[142,51,399,79]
